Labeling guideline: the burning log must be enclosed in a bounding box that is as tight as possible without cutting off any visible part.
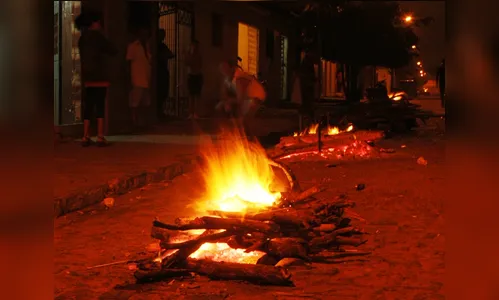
[182,259,294,286]
[159,229,229,269]
[208,208,317,229]
[226,234,258,249]
[160,230,232,250]
[278,130,384,148]
[153,217,280,234]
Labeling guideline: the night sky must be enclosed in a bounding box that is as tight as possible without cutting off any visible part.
[399,1,445,77]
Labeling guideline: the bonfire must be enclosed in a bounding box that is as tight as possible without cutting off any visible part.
[132,130,368,286]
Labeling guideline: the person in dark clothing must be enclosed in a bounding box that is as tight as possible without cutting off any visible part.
[157,29,174,120]
[297,50,319,124]
[436,59,445,108]
[185,40,203,119]
[75,11,117,147]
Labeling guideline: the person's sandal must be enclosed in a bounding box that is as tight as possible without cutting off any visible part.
[96,136,109,147]
[81,137,93,147]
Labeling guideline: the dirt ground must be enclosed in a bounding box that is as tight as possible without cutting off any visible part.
[54,130,445,300]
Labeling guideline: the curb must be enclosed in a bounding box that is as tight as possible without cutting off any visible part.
[54,155,202,218]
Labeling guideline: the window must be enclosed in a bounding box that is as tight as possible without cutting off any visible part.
[238,22,259,76]
[212,13,223,47]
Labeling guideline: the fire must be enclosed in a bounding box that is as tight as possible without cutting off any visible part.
[294,124,354,137]
[190,242,266,264]
[197,129,282,213]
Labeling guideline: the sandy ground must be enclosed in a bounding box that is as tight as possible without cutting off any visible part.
[54,128,445,300]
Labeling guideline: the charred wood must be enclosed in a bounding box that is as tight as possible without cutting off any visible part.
[160,230,232,250]
[183,258,294,286]
[153,217,280,234]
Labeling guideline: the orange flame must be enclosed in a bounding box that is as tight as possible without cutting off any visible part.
[190,242,266,264]
[196,129,282,213]
[294,124,354,137]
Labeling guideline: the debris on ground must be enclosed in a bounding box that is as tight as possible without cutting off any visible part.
[103,198,115,208]
[417,156,428,166]
[356,183,366,191]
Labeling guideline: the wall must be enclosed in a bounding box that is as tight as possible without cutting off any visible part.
[192,2,297,114]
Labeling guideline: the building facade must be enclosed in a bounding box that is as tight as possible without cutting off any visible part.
[54,1,299,136]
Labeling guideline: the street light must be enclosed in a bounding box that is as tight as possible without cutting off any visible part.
[404,15,413,23]
[411,45,416,49]
[416,61,421,66]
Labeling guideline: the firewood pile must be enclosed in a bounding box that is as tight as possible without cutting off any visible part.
[133,186,368,286]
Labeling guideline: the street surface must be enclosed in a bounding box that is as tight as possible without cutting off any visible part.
[54,127,445,300]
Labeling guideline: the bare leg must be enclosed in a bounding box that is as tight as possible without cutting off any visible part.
[83,119,91,138]
[97,118,105,137]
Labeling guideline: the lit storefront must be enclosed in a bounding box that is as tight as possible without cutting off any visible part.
[54,1,82,126]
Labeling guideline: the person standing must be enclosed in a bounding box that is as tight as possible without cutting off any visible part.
[126,27,151,130]
[76,11,117,147]
[217,61,266,137]
[157,28,174,120]
[185,40,203,119]
[436,59,446,108]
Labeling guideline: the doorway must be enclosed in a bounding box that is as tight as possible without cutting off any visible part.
[237,22,259,75]
[158,2,194,118]
[54,1,61,125]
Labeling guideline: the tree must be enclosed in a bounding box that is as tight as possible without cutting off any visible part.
[298,1,422,102]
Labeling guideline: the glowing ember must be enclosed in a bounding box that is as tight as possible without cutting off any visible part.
[197,130,282,213]
[294,124,354,137]
[190,242,266,264]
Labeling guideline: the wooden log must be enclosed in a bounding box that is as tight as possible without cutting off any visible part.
[264,238,310,260]
[183,258,294,286]
[293,185,325,203]
[226,234,257,249]
[151,226,170,241]
[335,236,368,247]
[153,217,280,234]
[205,209,317,229]
[309,228,367,253]
[151,227,207,245]
[257,254,280,266]
[160,230,232,250]
[313,224,336,232]
[160,229,223,269]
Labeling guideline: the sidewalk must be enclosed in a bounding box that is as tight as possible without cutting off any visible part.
[55,116,298,217]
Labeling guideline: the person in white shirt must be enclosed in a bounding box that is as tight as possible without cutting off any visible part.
[126,27,151,129]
